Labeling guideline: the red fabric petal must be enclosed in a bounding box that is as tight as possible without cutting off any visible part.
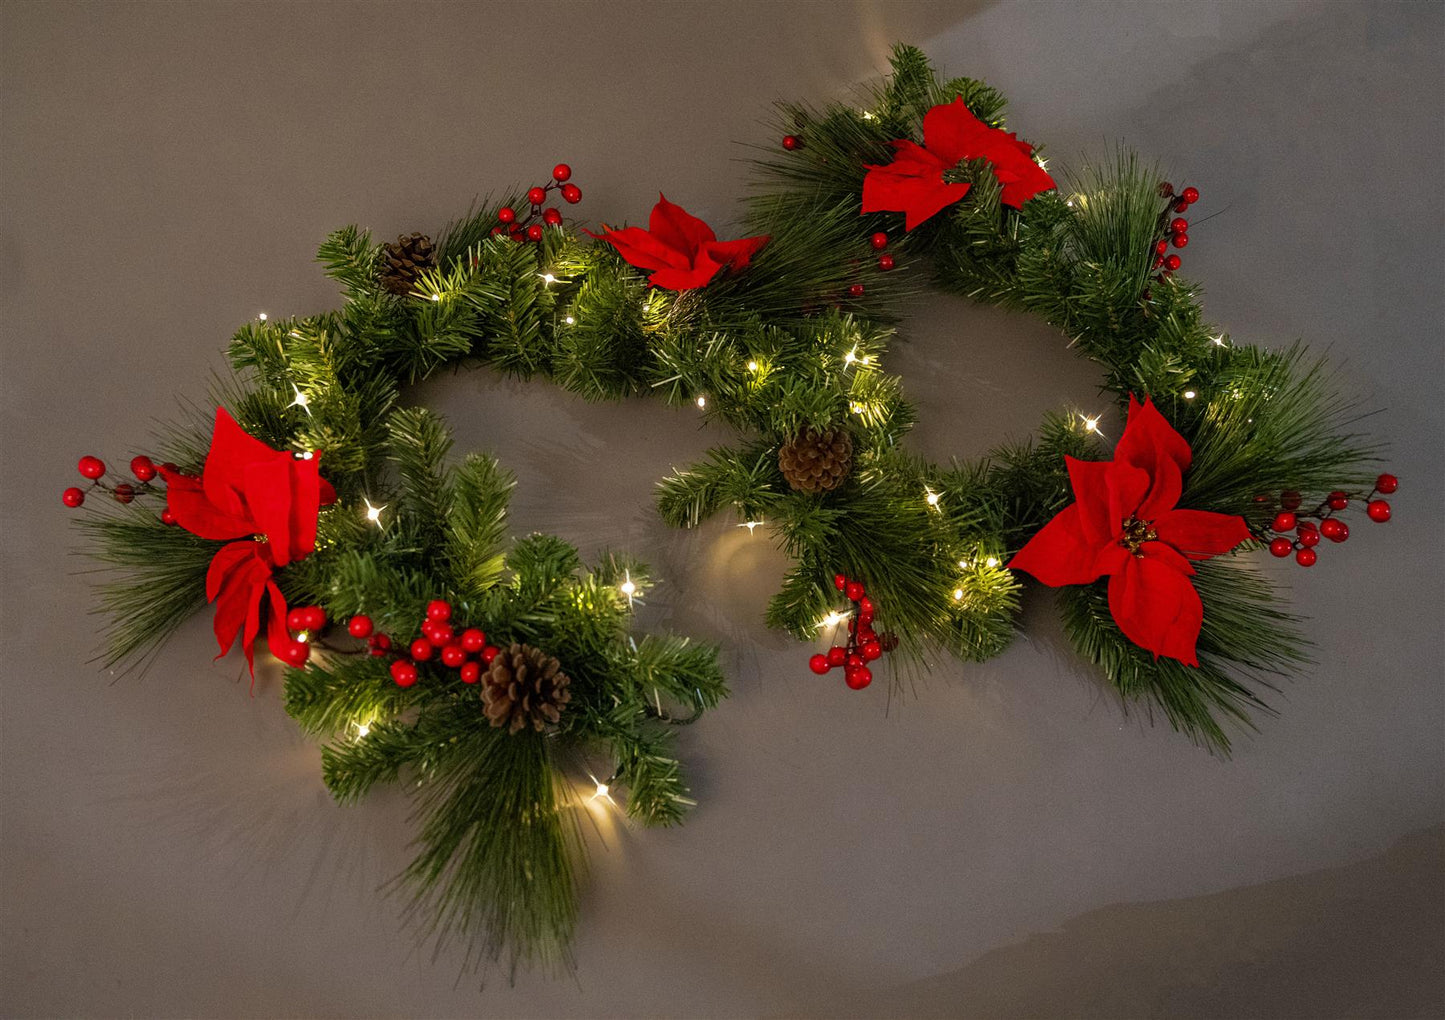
[1107,544,1203,665]
[647,248,725,291]
[992,149,1058,209]
[589,226,691,273]
[263,579,292,666]
[1007,504,1109,587]
[920,96,997,165]
[1154,508,1252,561]
[862,141,972,231]
[1114,396,1193,519]
[318,474,337,507]
[241,457,322,567]
[159,468,254,540]
[1105,462,1151,538]
[203,408,286,519]
[1064,456,1115,547]
[206,542,269,660]
[703,234,771,273]
[648,194,716,258]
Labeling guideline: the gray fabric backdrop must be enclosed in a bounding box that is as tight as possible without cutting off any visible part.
[3,1,1442,1016]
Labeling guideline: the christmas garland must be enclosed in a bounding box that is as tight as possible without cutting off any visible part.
[65,45,1396,973]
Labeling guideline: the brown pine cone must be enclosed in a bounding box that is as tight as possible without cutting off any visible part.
[379,232,437,295]
[778,426,853,493]
[480,643,572,734]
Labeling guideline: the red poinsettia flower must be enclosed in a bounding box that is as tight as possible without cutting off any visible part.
[158,408,336,672]
[862,96,1056,230]
[590,194,770,290]
[1007,396,1251,666]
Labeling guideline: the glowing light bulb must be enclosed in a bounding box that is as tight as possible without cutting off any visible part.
[356,722,370,737]
[619,570,637,606]
[363,499,386,527]
[564,316,575,325]
[844,348,858,366]
[695,395,707,409]
[288,386,311,413]
[925,489,940,507]
[985,557,999,568]
[593,781,609,799]
[851,403,865,415]
[818,611,845,630]
[1183,390,1197,400]
[296,630,310,643]
[1080,414,1101,434]
[958,559,969,569]
[539,272,557,286]
[746,360,759,372]
[953,588,964,601]
[1211,334,1226,346]
[257,312,268,321]
[738,520,763,534]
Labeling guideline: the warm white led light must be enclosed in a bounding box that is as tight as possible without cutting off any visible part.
[747,360,759,372]
[539,273,557,286]
[1183,390,1197,400]
[289,386,310,412]
[953,588,964,601]
[363,499,386,526]
[258,312,268,321]
[738,520,763,534]
[564,316,575,324]
[925,489,940,507]
[985,557,999,568]
[696,395,707,409]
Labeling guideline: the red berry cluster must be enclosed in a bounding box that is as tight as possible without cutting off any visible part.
[490,163,582,243]
[62,453,174,520]
[1262,473,1397,568]
[351,599,500,688]
[841,231,895,301]
[276,604,328,667]
[1150,182,1199,282]
[807,574,895,690]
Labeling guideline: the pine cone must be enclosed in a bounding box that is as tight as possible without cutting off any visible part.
[480,643,572,734]
[379,233,436,295]
[778,426,853,493]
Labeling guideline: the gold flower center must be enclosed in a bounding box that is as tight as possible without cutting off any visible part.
[1119,516,1157,556]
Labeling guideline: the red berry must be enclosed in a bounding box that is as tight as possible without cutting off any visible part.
[1297,526,1321,548]
[161,508,177,525]
[426,599,451,622]
[497,206,516,224]
[1272,512,1297,532]
[845,653,864,670]
[490,226,505,236]
[877,253,895,271]
[1171,232,1189,248]
[782,135,801,151]
[390,660,418,687]
[1181,186,1199,204]
[277,640,310,667]
[1158,181,1174,197]
[1320,518,1348,542]
[844,665,872,690]
[808,654,830,675]
[1295,547,1318,567]
[409,639,434,662]
[461,628,486,653]
[112,483,135,504]
[858,595,874,618]
[1154,239,1168,255]
[1367,499,1391,523]
[1327,491,1349,511]
[441,644,467,668]
[844,581,865,602]
[77,455,105,480]
[1174,199,1189,213]
[526,186,547,207]
[460,661,481,684]
[62,487,85,508]
[847,283,865,298]
[1164,254,1182,271]
[130,455,157,481]
[481,645,500,664]
[430,622,454,644]
[1268,537,1294,558]
[833,573,847,591]
[369,632,392,651]
[552,163,572,182]
[526,224,544,242]
[542,207,563,225]
[300,605,326,631]
[869,232,888,251]
[560,183,582,204]
[862,640,883,661]
[1170,217,1188,234]
[1281,490,1302,510]
[1153,254,1165,269]
[1375,473,1398,494]
[348,615,374,638]
[857,628,876,647]
[286,608,309,631]
[826,646,847,667]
